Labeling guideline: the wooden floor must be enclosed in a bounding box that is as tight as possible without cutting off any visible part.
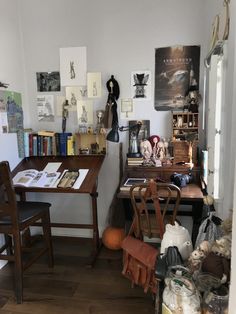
[0,237,154,314]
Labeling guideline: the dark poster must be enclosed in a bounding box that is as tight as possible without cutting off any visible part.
[154,45,200,111]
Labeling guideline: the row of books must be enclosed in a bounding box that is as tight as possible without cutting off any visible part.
[23,130,75,157]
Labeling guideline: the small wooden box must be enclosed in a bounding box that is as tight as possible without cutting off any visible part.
[173,141,198,165]
[74,133,106,155]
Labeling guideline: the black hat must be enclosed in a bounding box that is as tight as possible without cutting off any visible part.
[106,75,120,100]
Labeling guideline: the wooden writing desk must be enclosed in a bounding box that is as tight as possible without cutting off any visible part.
[12,155,105,265]
[117,163,204,245]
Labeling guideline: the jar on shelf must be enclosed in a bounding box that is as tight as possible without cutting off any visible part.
[162,277,201,313]
[202,285,229,314]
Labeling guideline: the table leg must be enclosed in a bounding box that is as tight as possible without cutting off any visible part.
[88,190,102,267]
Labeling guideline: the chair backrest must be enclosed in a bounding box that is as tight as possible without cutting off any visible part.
[0,161,19,227]
[129,179,181,240]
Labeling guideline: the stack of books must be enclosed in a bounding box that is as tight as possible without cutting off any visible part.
[127,157,144,166]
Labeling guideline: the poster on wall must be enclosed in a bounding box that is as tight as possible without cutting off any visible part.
[0,91,8,133]
[131,70,151,100]
[60,47,87,86]
[154,45,200,111]
[37,95,55,122]
[36,71,61,92]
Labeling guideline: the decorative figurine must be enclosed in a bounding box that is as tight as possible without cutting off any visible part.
[62,99,69,133]
[140,139,152,164]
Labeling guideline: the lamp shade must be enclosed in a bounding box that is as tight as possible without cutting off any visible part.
[106,125,119,142]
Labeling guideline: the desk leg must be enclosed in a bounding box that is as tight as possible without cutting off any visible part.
[191,201,203,247]
[89,190,101,267]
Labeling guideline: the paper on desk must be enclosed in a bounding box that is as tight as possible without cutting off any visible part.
[72,169,89,189]
[43,162,62,173]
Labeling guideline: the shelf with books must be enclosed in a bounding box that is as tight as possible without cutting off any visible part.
[23,130,107,157]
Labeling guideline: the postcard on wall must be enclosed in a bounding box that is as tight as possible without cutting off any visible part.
[37,95,55,122]
[154,45,200,111]
[56,95,66,117]
[60,46,87,86]
[87,72,102,98]
[36,71,60,92]
[131,70,151,100]
[120,98,134,119]
[77,100,93,125]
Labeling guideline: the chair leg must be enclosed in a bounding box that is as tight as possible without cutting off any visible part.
[13,232,23,304]
[42,210,54,268]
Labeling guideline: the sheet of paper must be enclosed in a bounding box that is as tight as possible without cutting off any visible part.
[43,162,62,173]
[72,169,89,189]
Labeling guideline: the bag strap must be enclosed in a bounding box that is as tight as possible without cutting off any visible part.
[149,180,164,239]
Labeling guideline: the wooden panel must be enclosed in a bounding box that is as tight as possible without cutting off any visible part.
[173,141,198,165]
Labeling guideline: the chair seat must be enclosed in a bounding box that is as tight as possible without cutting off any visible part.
[0,201,51,225]
[140,214,174,238]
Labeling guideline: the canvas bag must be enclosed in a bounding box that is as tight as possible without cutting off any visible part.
[121,235,158,294]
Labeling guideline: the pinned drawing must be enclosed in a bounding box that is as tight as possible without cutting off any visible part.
[60,47,87,86]
[87,72,102,98]
[131,70,151,100]
[77,100,93,125]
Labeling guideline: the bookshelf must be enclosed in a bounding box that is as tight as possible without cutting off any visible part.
[23,130,107,157]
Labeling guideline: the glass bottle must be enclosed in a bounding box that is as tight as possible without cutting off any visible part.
[202,285,229,314]
[162,277,201,313]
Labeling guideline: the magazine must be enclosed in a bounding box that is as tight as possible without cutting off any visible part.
[12,169,61,188]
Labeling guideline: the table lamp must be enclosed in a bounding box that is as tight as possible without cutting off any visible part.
[106,121,142,157]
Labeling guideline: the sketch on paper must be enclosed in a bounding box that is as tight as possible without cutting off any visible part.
[36,72,60,92]
[37,95,54,122]
[120,98,134,119]
[77,100,93,125]
[154,45,200,111]
[87,72,102,98]
[60,47,87,86]
[131,71,151,100]
[65,86,82,112]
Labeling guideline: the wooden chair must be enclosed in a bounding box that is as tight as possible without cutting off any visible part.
[129,179,181,240]
[0,161,54,303]
[129,179,181,313]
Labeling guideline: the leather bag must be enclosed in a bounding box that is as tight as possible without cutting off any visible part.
[121,236,158,294]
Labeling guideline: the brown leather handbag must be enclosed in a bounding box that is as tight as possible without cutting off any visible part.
[121,236,158,294]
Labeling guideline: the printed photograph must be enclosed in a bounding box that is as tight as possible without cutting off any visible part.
[36,72,61,92]
[37,95,54,122]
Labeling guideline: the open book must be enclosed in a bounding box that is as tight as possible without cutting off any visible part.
[12,169,61,188]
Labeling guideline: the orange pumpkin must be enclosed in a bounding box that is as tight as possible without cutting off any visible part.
[102,227,126,250]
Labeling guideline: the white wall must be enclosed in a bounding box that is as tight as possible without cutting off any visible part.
[16,0,206,237]
[0,0,26,268]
